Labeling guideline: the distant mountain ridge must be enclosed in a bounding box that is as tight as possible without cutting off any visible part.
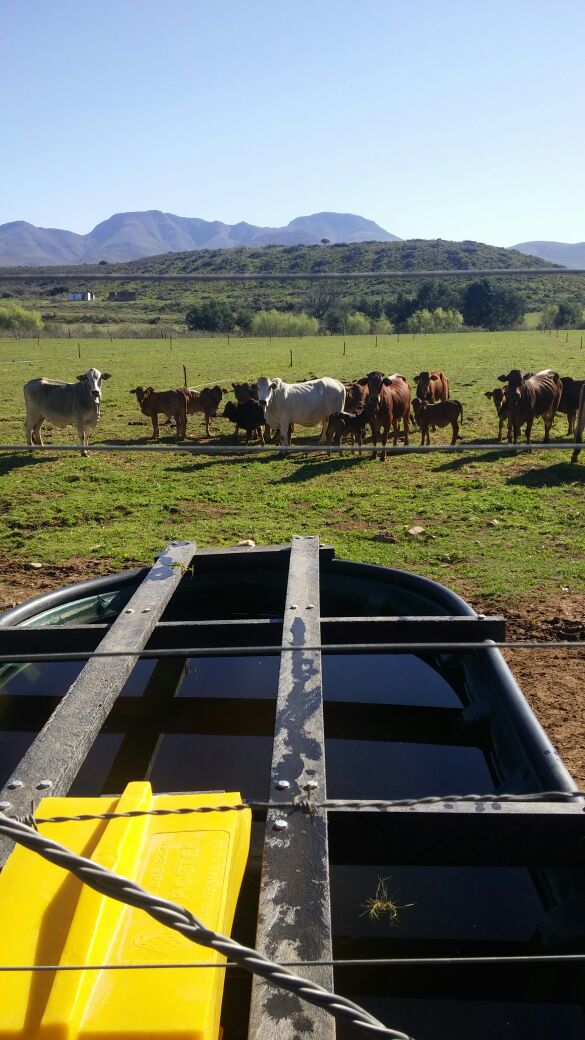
[511,240,585,268]
[0,211,400,266]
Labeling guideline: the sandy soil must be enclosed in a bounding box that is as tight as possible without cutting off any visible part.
[0,560,583,785]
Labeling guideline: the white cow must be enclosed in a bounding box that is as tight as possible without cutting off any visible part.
[571,383,585,464]
[256,376,346,445]
[24,367,111,457]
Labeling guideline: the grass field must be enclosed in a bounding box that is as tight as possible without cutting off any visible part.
[0,330,583,603]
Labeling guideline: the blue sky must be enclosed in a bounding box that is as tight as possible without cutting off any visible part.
[1,0,583,245]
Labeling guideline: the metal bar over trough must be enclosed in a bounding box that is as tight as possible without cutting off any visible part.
[249,535,334,1040]
[0,539,196,866]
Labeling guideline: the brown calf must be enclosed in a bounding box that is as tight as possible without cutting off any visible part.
[559,376,585,435]
[130,386,188,440]
[357,371,411,460]
[497,369,562,443]
[571,383,585,464]
[413,397,463,445]
[413,370,450,402]
[325,409,369,447]
[485,387,511,442]
[344,381,370,413]
[185,385,228,436]
[232,381,259,403]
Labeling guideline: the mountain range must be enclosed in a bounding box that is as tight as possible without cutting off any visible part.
[0,211,400,267]
[511,241,585,268]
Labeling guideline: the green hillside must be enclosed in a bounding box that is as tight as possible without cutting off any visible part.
[2,238,583,333]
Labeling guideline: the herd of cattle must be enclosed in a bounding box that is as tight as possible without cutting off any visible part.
[22,365,585,462]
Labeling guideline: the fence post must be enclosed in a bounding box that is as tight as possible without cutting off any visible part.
[183,364,188,388]
[566,332,569,343]
[228,335,230,346]
[77,342,81,359]
[343,340,346,356]
[375,335,378,347]
[290,349,293,367]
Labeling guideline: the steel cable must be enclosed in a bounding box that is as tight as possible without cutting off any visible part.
[0,640,582,665]
[14,789,584,825]
[0,813,412,1040]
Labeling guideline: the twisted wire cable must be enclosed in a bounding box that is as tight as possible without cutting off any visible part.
[26,789,585,825]
[0,813,411,1040]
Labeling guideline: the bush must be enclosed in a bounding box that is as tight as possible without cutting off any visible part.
[185,300,236,332]
[344,312,372,335]
[371,316,393,334]
[461,280,526,330]
[251,310,318,336]
[0,303,43,331]
[554,300,583,329]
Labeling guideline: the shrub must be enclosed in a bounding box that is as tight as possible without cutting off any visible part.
[0,303,43,331]
[251,310,318,336]
[344,312,371,335]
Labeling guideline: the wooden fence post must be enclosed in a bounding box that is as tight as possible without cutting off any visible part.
[77,342,81,359]
[290,349,293,367]
[183,364,188,387]
[343,340,346,356]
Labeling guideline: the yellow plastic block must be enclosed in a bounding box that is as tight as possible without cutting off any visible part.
[0,782,250,1040]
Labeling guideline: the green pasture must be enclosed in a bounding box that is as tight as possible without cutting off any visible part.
[0,331,583,602]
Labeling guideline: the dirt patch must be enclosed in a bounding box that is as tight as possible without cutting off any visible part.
[0,561,582,786]
[470,591,585,787]
[0,557,143,612]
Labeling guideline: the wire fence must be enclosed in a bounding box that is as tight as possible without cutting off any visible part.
[2,268,585,282]
[0,441,582,455]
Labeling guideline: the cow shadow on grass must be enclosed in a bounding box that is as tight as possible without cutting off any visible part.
[267,455,365,484]
[432,446,514,471]
[507,462,585,488]
[0,452,60,476]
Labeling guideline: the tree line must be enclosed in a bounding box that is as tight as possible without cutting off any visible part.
[184,280,584,335]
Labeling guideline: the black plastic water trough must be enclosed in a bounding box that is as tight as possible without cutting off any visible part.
[0,539,583,1040]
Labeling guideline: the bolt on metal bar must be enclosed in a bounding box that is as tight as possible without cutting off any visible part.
[0,640,582,665]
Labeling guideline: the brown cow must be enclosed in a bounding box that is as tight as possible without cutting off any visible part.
[130,386,188,440]
[485,387,511,442]
[357,371,411,460]
[559,376,585,435]
[413,397,463,445]
[497,369,562,443]
[413,370,450,402]
[570,383,585,464]
[232,381,259,403]
[325,409,369,447]
[344,381,370,413]
[185,385,227,436]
